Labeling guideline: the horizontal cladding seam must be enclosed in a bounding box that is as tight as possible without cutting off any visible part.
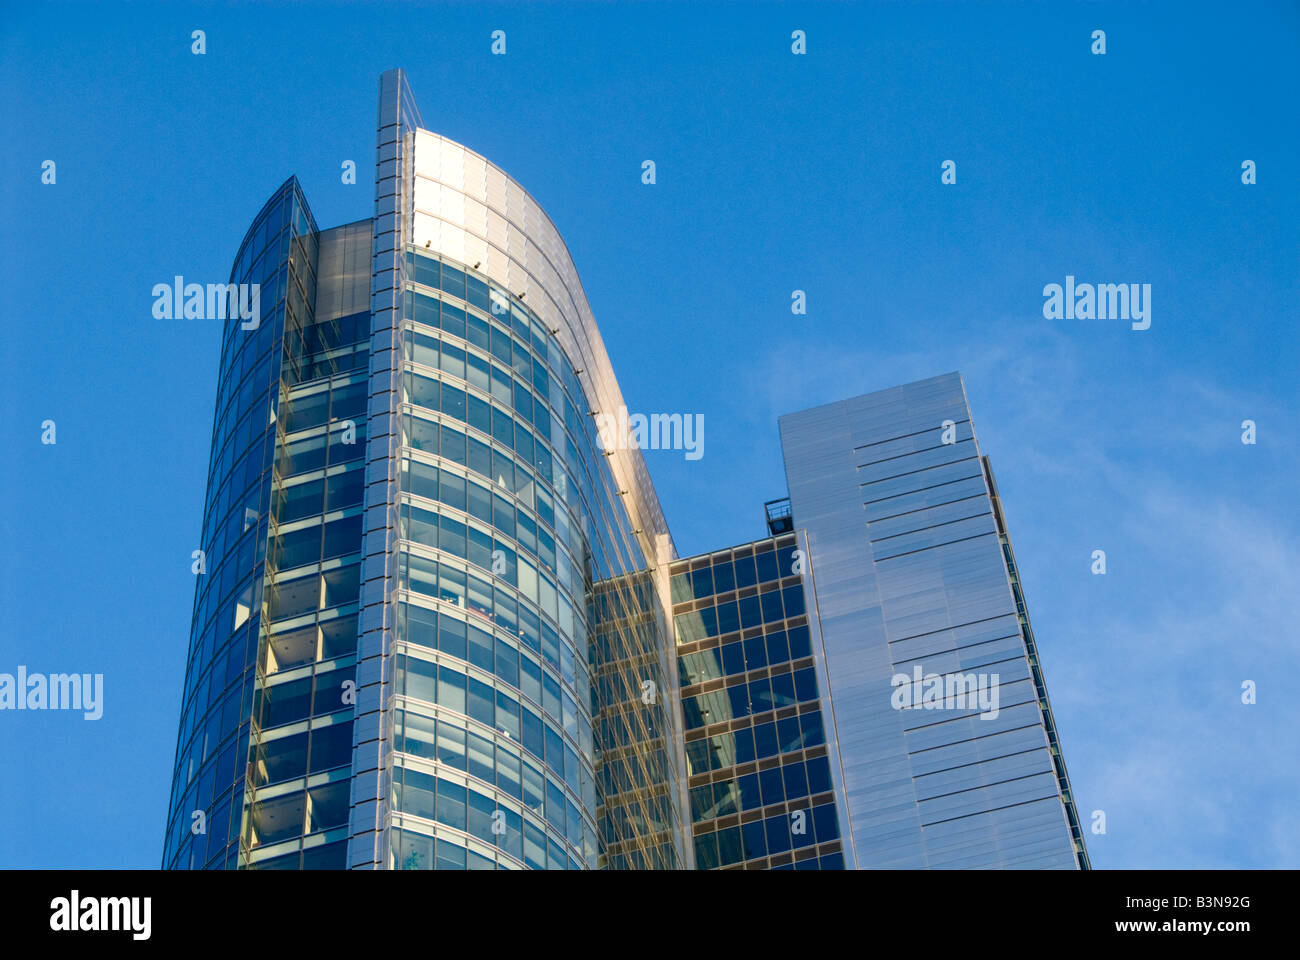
[910,746,1048,779]
[851,418,973,453]
[918,794,1064,830]
[893,653,1036,685]
[860,474,986,507]
[867,492,990,526]
[905,723,1046,759]
[411,138,672,557]
[855,435,976,471]
[889,631,1026,666]
[872,530,999,562]
[912,770,1056,807]
[858,455,981,489]
[867,509,995,545]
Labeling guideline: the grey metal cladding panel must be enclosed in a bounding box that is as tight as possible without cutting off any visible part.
[864,475,990,523]
[934,798,1073,848]
[842,383,971,447]
[877,547,1015,637]
[781,374,1077,868]
[899,635,1029,674]
[889,614,1021,662]
[902,655,1035,695]
[904,700,1044,752]
[896,673,1035,729]
[855,419,973,463]
[861,457,985,504]
[908,724,1051,777]
[870,514,998,561]
[856,436,979,485]
[865,496,992,543]
[897,680,1037,737]
[924,803,1076,868]
[917,771,1061,825]
[912,749,1055,802]
[922,795,1065,844]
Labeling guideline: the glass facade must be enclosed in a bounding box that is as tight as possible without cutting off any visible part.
[388,250,604,869]
[162,177,358,869]
[164,72,1086,872]
[165,71,690,871]
[386,249,687,869]
[671,536,845,870]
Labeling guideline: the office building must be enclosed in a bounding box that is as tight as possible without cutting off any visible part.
[162,71,1085,871]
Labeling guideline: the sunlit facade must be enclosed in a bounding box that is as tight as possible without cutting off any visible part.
[163,72,1085,872]
[164,70,689,870]
[778,373,1089,868]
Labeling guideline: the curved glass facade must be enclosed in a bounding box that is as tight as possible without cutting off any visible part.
[162,177,323,869]
[386,249,685,869]
[165,72,691,871]
[164,70,1085,873]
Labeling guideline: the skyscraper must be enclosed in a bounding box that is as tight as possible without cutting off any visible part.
[163,71,1085,871]
[778,373,1089,868]
[163,69,689,870]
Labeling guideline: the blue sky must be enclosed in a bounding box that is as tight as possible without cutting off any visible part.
[1,1,1296,868]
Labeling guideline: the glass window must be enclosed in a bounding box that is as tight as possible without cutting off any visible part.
[407,372,439,412]
[764,630,790,665]
[468,624,494,671]
[436,778,467,832]
[466,479,492,523]
[466,309,489,349]
[467,730,494,783]
[437,665,466,714]
[435,839,467,870]
[325,468,364,510]
[467,392,491,434]
[279,478,323,522]
[441,423,467,466]
[441,383,466,423]
[794,667,818,704]
[468,435,492,479]
[466,350,490,392]
[732,554,757,589]
[690,567,713,599]
[497,688,521,740]
[437,722,466,771]
[800,711,825,748]
[441,301,466,339]
[439,513,467,558]
[787,625,813,660]
[398,711,436,760]
[468,676,494,727]
[436,614,466,660]
[440,341,465,381]
[258,731,307,785]
[760,588,784,624]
